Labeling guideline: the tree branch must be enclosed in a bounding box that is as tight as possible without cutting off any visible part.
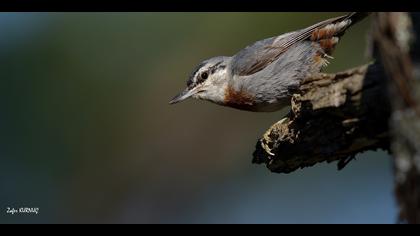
[252,62,391,173]
[251,12,420,224]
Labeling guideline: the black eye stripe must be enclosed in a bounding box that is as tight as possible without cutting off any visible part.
[211,65,225,74]
[186,60,225,88]
[209,61,222,73]
[187,79,193,87]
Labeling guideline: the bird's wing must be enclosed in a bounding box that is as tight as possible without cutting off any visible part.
[231,13,359,76]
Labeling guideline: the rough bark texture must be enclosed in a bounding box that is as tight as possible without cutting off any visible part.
[252,63,390,173]
[252,12,420,224]
[373,12,420,224]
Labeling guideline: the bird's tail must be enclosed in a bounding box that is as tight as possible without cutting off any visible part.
[310,12,370,56]
[343,12,371,27]
[311,12,371,40]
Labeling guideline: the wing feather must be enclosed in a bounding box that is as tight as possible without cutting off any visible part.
[232,13,357,76]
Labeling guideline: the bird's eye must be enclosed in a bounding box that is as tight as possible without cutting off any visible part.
[201,72,208,80]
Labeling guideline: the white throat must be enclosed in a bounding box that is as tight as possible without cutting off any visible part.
[194,67,230,104]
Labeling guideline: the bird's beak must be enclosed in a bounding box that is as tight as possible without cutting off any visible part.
[169,87,197,104]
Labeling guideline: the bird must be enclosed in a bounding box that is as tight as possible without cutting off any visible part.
[169,12,370,112]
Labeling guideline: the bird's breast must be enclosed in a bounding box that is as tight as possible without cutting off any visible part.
[222,84,290,112]
[223,84,256,110]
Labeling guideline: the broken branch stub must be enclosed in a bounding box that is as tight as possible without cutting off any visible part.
[252,63,390,173]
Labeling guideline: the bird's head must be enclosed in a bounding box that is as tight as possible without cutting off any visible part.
[169,56,231,105]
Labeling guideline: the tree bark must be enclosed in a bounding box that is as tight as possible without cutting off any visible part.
[252,12,420,224]
[372,12,420,224]
[252,62,390,173]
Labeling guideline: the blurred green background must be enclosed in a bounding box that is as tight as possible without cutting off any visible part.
[0,12,396,223]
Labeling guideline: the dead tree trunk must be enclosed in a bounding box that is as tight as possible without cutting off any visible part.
[373,12,420,224]
[252,12,420,224]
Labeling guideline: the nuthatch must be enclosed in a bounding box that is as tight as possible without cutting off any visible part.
[170,12,370,112]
